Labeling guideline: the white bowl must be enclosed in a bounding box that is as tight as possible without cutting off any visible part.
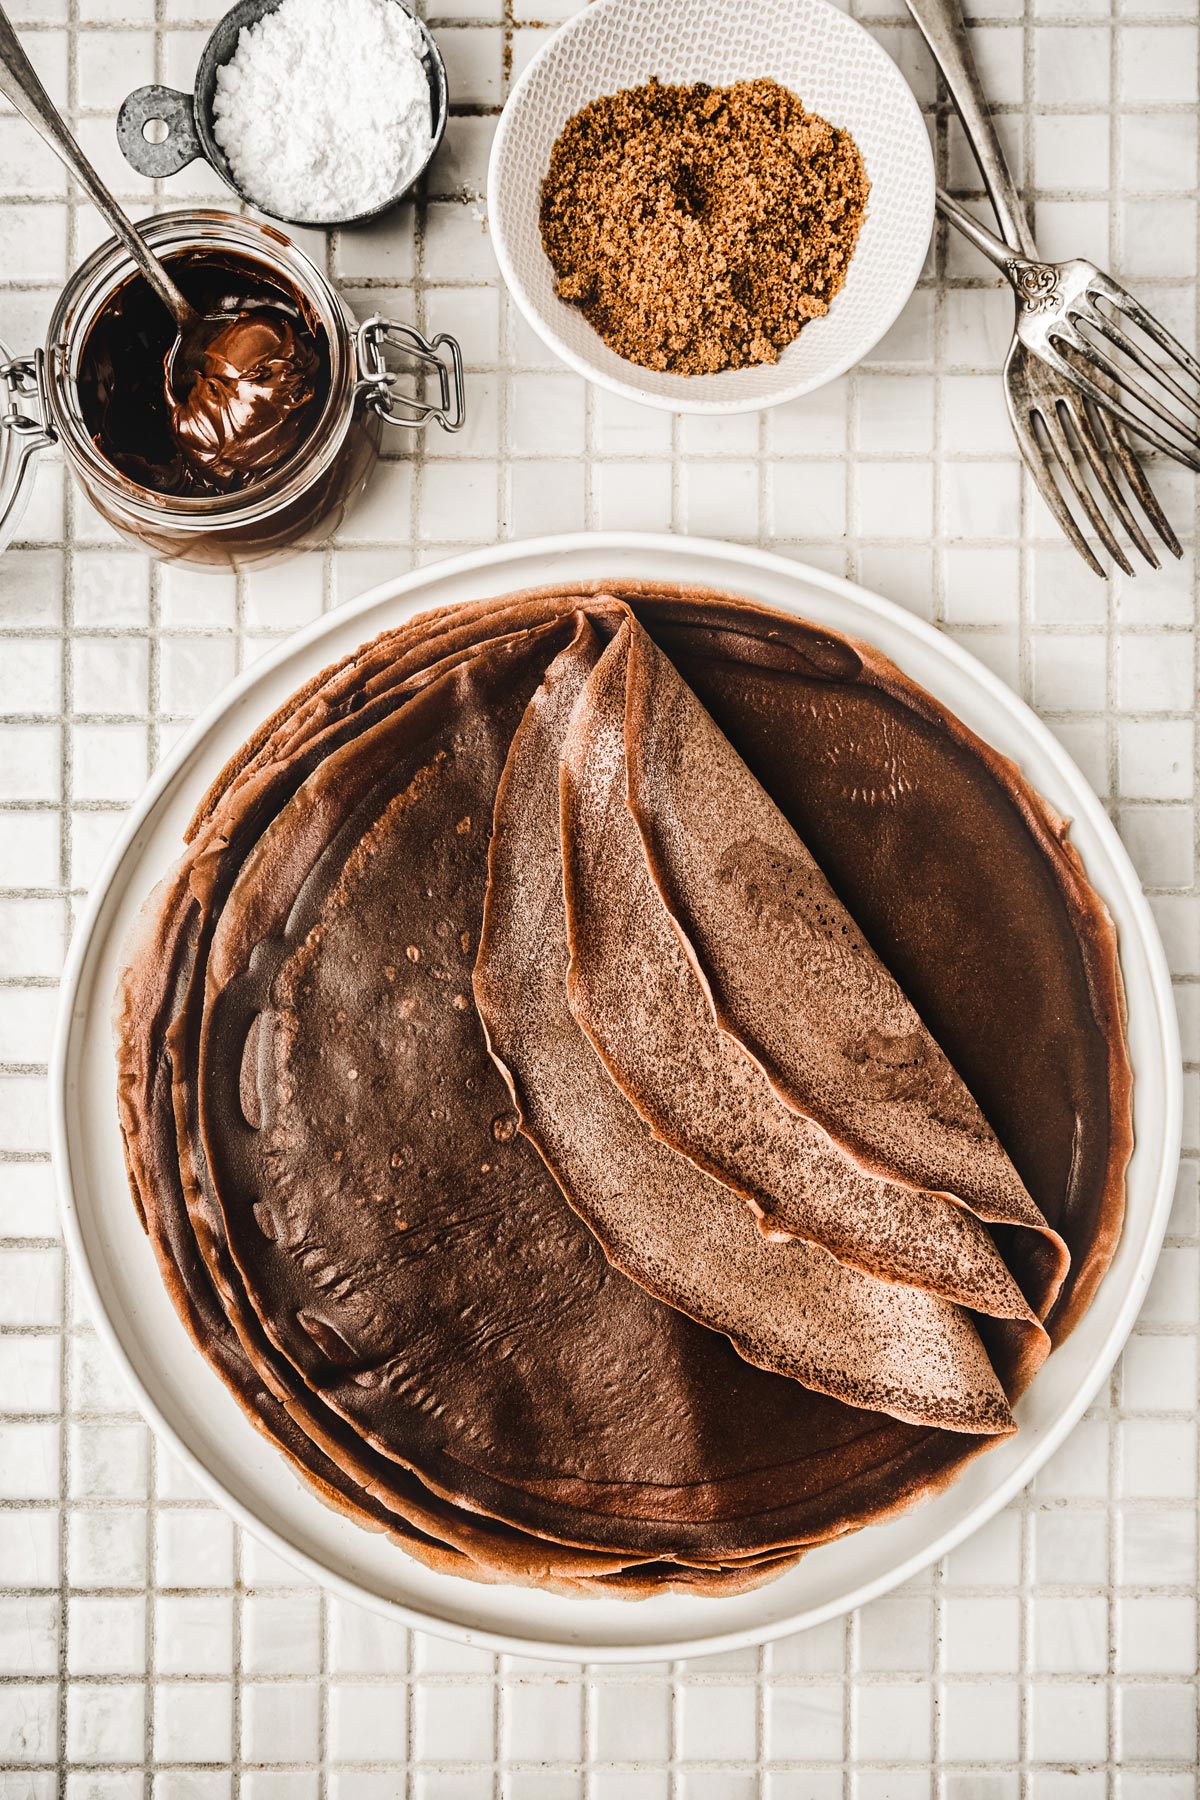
[52,533,1179,1663]
[487,0,935,414]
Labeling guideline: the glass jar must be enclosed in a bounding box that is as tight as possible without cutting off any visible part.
[0,210,463,570]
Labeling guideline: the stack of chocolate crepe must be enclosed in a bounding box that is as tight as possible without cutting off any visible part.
[115,585,1131,1596]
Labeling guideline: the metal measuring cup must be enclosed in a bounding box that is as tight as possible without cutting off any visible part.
[116,0,448,230]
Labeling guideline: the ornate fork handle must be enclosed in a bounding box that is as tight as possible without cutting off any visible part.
[937,189,1062,312]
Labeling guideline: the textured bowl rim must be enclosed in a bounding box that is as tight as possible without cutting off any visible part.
[50,532,1179,1663]
[486,0,936,414]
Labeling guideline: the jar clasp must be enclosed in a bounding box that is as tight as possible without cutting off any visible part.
[1,350,57,476]
[354,317,465,434]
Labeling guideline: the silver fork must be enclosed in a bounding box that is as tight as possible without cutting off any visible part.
[906,0,1187,575]
[939,191,1184,577]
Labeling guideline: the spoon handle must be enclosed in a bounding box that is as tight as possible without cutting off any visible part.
[0,3,197,326]
[903,0,1036,258]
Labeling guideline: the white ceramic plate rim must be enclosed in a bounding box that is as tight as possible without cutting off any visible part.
[51,532,1180,1663]
[486,0,935,415]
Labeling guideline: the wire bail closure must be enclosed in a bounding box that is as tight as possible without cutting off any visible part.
[355,316,465,434]
[0,351,56,478]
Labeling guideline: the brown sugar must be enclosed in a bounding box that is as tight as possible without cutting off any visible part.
[539,76,869,376]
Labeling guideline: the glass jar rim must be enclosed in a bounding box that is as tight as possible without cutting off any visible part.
[43,210,357,528]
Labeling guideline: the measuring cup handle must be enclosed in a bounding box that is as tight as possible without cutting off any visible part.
[116,84,203,178]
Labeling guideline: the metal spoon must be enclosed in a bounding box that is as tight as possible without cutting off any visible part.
[0,2,219,393]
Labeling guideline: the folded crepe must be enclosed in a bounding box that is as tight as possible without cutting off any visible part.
[475,616,1050,1433]
[115,582,1132,1593]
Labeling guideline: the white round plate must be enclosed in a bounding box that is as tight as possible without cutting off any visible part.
[487,0,935,414]
[52,533,1179,1663]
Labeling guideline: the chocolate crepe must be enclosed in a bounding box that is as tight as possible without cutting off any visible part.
[115,582,1131,1593]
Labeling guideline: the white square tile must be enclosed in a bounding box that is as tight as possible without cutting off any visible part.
[438,26,503,104]
[856,462,934,539]
[767,1618,846,1675]
[858,547,936,622]
[1033,635,1108,712]
[0,638,60,714]
[243,1592,322,1676]
[592,1680,671,1762]
[509,374,587,456]
[1120,199,1197,278]
[853,1681,932,1761]
[155,1594,234,1676]
[413,1681,493,1761]
[1118,806,1194,888]
[0,809,60,889]
[68,1418,146,1500]
[328,1682,407,1761]
[595,463,673,533]
[1116,1597,1197,1675]
[1034,115,1111,190]
[763,1685,842,1761]
[681,462,760,538]
[1120,25,1198,103]
[856,377,934,454]
[1119,720,1193,800]
[504,1680,584,1762]
[70,723,148,803]
[1029,1681,1108,1763]
[679,413,759,458]
[1120,1419,1197,1499]
[154,1680,233,1764]
[67,1683,144,1763]
[1116,635,1194,712]
[0,1335,59,1415]
[1035,1419,1110,1499]
[942,374,1014,455]
[1033,1594,1108,1674]
[858,1596,932,1672]
[72,637,147,716]
[1118,1684,1197,1761]
[1035,26,1111,103]
[944,1596,1022,1673]
[242,1683,321,1764]
[1120,113,1199,193]
[328,1597,408,1674]
[155,1509,234,1588]
[421,463,499,544]
[508,461,586,537]
[769,462,846,539]
[770,382,849,454]
[68,1508,146,1588]
[941,1681,1020,1762]
[1121,1333,1198,1411]
[67,1595,145,1675]
[0,1683,57,1765]
[0,1596,58,1677]
[594,390,674,456]
[1034,1511,1110,1586]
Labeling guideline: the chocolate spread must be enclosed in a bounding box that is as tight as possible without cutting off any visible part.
[77,249,328,497]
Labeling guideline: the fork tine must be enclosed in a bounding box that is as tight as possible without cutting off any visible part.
[1088,271,1200,389]
[1040,339,1200,471]
[1037,405,1134,576]
[1065,397,1159,569]
[1089,403,1183,562]
[1075,303,1200,430]
[1054,328,1200,460]
[1008,400,1105,578]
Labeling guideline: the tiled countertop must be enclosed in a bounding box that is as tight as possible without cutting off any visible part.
[1,0,1198,1793]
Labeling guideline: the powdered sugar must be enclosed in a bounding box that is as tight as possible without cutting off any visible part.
[212,0,434,224]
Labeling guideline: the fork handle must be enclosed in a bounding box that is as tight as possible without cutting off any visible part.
[903,0,1037,258]
[936,187,1028,276]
